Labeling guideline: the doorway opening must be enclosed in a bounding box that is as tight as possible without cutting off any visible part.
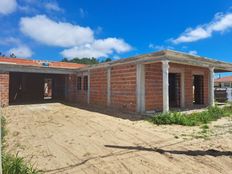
[169,73,181,108]
[193,75,204,105]
[44,78,52,100]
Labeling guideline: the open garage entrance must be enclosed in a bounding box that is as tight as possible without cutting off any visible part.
[9,72,67,104]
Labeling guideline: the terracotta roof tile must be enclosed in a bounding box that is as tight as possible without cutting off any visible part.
[215,76,232,83]
[0,57,86,69]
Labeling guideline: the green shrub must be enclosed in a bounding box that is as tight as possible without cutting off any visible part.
[148,106,232,126]
[2,153,40,174]
[1,116,7,141]
[1,115,40,174]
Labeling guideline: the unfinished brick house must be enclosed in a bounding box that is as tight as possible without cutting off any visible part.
[215,76,232,88]
[1,50,232,113]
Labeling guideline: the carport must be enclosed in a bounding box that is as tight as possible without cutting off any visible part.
[0,58,81,106]
[9,72,66,104]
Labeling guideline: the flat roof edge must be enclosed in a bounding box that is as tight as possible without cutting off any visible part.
[0,64,76,74]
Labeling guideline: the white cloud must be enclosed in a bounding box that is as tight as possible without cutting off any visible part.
[113,55,120,60]
[20,15,94,47]
[148,43,155,49]
[61,38,132,58]
[18,5,38,14]
[95,26,103,35]
[22,0,37,4]
[8,45,33,58]
[0,0,17,15]
[148,44,174,51]
[173,27,211,44]
[172,12,232,44]
[79,8,87,18]
[94,38,131,53]
[0,37,21,45]
[44,2,63,12]
[20,15,132,59]
[188,50,198,55]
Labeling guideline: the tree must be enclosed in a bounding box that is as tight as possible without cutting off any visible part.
[61,58,68,62]
[9,53,16,58]
[0,52,5,57]
[103,58,112,62]
[61,57,99,65]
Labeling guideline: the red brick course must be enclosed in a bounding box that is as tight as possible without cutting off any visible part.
[65,62,210,113]
[90,68,107,106]
[76,73,88,104]
[66,74,78,102]
[170,63,209,108]
[66,73,89,104]
[145,62,163,111]
[111,64,137,112]
[144,62,210,112]
[0,73,9,107]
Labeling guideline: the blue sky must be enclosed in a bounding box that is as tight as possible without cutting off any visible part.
[1,0,232,63]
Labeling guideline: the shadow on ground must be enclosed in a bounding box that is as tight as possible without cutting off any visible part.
[9,99,62,106]
[41,144,232,173]
[104,145,232,157]
[62,102,145,121]
[9,101,145,121]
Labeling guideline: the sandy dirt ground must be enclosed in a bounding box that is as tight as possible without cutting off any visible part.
[3,103,232,174]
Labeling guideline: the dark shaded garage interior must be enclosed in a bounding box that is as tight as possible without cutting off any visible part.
[9,72,67,104]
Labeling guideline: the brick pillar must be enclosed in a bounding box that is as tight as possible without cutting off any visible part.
[0,72,9,107]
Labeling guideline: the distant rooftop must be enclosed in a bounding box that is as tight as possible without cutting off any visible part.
[215,76,232,83]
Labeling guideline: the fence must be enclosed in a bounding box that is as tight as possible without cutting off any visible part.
[215,88,232,102]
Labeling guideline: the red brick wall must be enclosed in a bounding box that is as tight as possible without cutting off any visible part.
[170,63,209,108]
[90,68,107,106]
[65,62,210,113]
[145,62,163,111]
[0,73,9,107]
[145,63,210,112]
[76,75,88,104]
[66,65,137,112]
[66,72,89,104]
[111,64,137,112]
[66,74,77,102]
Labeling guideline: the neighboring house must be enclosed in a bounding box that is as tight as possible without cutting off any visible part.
[1,50,232,113]
[215,76,232,88]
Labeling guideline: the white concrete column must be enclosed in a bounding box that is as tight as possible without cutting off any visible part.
[209,67,215,107]
[107,67,111,106]
[162,61,169,113]
[136,63,145,113]
[87,70,90,104]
